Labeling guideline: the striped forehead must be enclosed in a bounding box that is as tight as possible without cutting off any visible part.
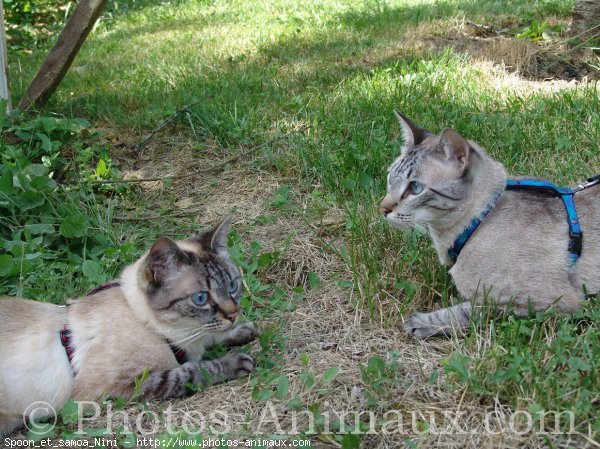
[175,240,235,285]
[202,259,230,289]
[388,149,422,184]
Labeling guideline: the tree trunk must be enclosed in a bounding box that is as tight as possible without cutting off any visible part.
[17,0,108,111]
[571,0,600,39]
[0,3,11,112]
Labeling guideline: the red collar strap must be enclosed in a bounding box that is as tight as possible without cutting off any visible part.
[59,281,187,374]
[167,342,188,364]
[87,281,121,296]
[59,323,76,373]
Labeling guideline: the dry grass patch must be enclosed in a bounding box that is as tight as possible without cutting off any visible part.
[348,17,599,84]
[98,141,590,447]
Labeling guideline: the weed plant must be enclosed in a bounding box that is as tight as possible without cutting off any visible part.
[4,0,599,445]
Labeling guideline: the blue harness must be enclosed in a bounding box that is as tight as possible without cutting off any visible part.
[448,174,600,266]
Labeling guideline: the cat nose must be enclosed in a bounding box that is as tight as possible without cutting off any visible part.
[224,311,240,323]
[380,194,396,216]
[380,206,392,217]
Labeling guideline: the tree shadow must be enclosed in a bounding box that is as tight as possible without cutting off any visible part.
[15,0,596,180]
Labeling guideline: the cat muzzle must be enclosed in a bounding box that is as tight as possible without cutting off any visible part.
[224,311,240,323]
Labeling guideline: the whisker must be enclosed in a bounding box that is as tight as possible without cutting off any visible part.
[151,326,199,335]
[168,328,208,347]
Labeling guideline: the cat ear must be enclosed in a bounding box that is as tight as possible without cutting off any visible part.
[146,237,185,286]
[393,110,431,151]
[198,215,232,257]
[439,128,471,175]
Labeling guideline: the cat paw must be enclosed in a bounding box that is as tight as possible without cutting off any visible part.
[403,312,445,339]
[226,353,256,378]
[227,322,259,347]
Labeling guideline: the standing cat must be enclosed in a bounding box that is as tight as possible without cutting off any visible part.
[0,216,258,437]
[381,112,600,338]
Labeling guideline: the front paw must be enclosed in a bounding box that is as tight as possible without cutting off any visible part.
[225,353,255,379]
[228,322,259,346]
[404,312,445,339]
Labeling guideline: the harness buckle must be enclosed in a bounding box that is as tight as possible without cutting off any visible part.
[573,174,600,193]
[568,231,583,256]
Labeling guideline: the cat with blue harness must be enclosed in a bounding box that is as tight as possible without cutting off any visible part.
[449,175,600,266]
[381,112,600,338]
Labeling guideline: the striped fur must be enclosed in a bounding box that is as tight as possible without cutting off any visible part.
[382,113,600,338]
[0,216,259,437]
[142,354,255,399]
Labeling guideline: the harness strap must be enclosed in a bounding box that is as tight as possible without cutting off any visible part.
[506,179,582,265]
[573,173,600,193]
[59,281,188,374]
[448,175,600,266]
[87,281,121,296]
[448,191,502,263]
[167,342,188,364]
[60,324,76,373]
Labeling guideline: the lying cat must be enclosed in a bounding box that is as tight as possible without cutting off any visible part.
[0,217,258,436]
[381,112,600,338]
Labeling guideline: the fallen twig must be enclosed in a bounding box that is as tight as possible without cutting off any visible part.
[113,206,207,222]
[133,100,200,152]
[541,23,600,74]
[89,136,283,185]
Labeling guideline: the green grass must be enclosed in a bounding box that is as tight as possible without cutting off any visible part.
[458,304,600,436]
[4,0,600,446]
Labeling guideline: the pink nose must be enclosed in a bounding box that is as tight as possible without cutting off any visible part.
[225,311,240,323]
[380,206,392,217]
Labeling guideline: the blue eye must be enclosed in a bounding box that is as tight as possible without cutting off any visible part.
[228,279,239,294]
[409,181,424,195]
[191,291,208,306]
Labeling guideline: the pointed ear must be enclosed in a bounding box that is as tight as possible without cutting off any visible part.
[439,128,472,175]
[393,110,431,151]
[146,237,185,286]
[197,215,232,257]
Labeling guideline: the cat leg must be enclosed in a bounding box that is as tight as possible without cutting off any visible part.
[141,354,255,400]
[0,414,23,438]
[405,288,584,339]
[404,301,473,339]
[201,322,259,351]
[217,322,259,348]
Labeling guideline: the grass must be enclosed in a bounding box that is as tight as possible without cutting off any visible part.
[4,0,600,447]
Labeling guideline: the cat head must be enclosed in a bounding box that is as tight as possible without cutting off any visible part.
[139,216,243,333]
[380,112,483,231]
